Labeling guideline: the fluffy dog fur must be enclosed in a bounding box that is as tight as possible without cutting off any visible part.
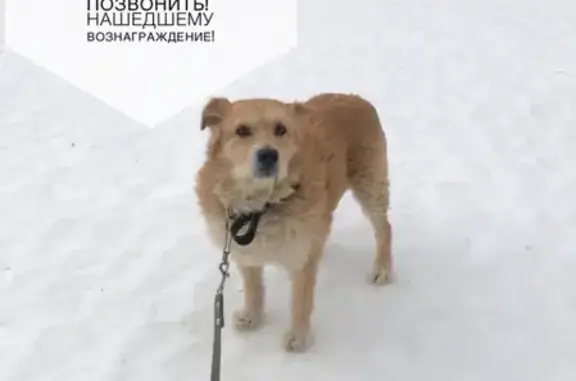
[195,93,392,352]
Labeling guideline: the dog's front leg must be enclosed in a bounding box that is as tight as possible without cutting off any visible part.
[233,266,264,331]
[283,247,322,352]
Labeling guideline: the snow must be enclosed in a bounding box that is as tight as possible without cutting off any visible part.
[1,0,576,380]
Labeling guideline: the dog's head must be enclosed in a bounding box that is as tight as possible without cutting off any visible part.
[200,97,311,185]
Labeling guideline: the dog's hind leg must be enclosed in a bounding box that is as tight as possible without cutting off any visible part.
[348,142,393,285]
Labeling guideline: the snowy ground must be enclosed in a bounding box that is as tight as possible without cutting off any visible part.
[2,0,576,380]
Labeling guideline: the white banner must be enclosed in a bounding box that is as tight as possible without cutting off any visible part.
[5,0,298,126]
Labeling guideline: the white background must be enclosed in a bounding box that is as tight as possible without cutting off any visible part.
[0,0,6,53]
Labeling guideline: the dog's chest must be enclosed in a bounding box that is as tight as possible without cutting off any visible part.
[205,213,312,271]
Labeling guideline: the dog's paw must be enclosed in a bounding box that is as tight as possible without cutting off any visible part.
[369,266,394,286]
[282,328,313,353]
[233,309,263,331]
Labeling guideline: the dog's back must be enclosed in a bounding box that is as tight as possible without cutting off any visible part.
[304,93,392,283]
[305,93,386,153]
[303,93,389,210]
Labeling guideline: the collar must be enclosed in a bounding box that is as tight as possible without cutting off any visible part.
[227,182,300,246]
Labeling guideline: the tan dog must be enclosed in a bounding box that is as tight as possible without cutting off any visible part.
[195,93,392,352]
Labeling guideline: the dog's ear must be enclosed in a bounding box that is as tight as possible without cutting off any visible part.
[290,101,312,116]
[290,102,315,127]
[201,97,231,130]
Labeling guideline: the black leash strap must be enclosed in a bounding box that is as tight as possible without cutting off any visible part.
[229,203,270,246]
[210,219,232,381]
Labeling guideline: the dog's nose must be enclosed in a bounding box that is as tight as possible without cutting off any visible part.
[256,147,279,167]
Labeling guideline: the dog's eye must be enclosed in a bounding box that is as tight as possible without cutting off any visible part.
[274,122,287,137]
[235,125,252,137]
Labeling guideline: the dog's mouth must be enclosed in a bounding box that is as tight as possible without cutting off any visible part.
[254,167,278,179]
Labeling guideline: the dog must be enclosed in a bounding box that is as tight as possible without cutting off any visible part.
[195,93,392,352]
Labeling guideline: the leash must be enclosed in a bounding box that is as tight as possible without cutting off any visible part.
[210,217,232,381]
[209,205,270,381]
